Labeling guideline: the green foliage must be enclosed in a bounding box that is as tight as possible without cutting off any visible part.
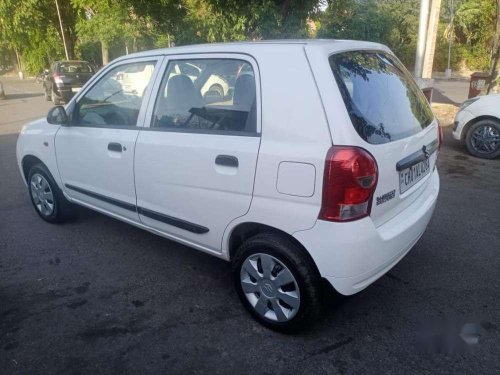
[0,0,497,74]
[451,0,497,70]
[0,0,66,74]
[319,0,499,72]
[317,0,421,68]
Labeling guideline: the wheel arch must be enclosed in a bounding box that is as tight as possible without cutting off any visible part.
[227,222,321,276]
[462,115,500,142]
[21,155,45,183]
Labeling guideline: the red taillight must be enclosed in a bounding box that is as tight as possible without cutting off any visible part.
[319,146,378,222]
[53,74,63,84]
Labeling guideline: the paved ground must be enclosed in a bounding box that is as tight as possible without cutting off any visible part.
[1,77,499,374]
[432,79,469,106]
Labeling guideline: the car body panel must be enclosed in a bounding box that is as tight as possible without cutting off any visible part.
[294,168,439,295]
[452,94,500,141]
[16,119,62,186]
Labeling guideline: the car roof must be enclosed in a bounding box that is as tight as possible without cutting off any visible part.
[114,39,390,62]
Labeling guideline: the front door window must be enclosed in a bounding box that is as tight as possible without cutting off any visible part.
[75,61,156,127]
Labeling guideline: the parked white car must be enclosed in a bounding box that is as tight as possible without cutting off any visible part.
[452,94,500,159]
[16,40,440,331]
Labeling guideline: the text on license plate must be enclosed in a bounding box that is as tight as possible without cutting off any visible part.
[71,87,81,93]
[399,159,430,194]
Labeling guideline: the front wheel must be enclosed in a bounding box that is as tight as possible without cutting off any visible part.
[232,233,322,332]
[28,164,75,223]
[465,119,500,159]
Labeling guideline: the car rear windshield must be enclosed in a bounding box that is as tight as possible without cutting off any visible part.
[329,51,434,144]
[59,62,93,74]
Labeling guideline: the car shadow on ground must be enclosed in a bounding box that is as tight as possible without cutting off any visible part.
[2,93,43,101]
[432,89,460,106]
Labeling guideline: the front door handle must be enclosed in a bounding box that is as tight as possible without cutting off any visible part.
[215,155,238,167]
[108,142,123,152]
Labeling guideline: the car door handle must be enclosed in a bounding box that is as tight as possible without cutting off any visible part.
[108,142,123,152]
[215,155,238,167]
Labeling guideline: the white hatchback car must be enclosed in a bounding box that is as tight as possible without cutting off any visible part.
[452,94,500,159]
[17,40,440,331]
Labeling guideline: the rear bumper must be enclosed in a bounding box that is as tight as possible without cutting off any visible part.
[294,168,439,296]
[54,85,79,102]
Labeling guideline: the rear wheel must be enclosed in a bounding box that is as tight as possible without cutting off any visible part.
[232,233,321,332]
[465,119,500,159]
[28,163,75,223]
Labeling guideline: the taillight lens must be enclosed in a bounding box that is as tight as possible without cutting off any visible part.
[319,146,378,222]
[53,74,63,84]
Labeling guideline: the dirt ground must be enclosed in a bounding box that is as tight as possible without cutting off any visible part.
[432,102,458,127]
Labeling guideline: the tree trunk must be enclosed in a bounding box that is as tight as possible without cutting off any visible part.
[487,0,500,93]
[15,49,22,72]
[101,40,109,66]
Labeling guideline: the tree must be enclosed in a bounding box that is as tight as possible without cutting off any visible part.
[488,0,500,92]
[0,0,66,74]
[72,0,157,65]
[453,0,497,70]
[130,0,321,46]
[317,0,421,67]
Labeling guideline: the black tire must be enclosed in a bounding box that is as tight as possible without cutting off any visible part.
[232,232,322,332]
[27,163,75,223]
[465,119,500,159]
[52,88,61,105]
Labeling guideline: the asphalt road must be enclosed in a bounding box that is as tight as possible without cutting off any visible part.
[432,79,470,106]
[1,77,499,374]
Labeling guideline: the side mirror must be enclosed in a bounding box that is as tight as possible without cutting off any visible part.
[47,106,69,125]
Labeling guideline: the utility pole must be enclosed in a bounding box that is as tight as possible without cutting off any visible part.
[415,0,430,77]
[422,0,442,78]
[55,0,69,60]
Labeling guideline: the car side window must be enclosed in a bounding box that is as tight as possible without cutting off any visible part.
[152,58,257,134]
[75,61,156,127]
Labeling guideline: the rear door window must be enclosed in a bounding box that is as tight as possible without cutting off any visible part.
[152,58,257,134]
[329,51,434,144]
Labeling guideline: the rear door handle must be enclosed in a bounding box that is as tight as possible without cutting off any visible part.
[108,142,123,152]
[215,155,238,167]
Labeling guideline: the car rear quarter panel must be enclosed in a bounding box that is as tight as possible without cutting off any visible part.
[222,45,332,257]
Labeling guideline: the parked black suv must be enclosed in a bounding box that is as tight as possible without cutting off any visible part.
[43,61,95,104]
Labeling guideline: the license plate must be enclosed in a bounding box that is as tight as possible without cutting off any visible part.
[71,87,81,93]
[399,159,430,194]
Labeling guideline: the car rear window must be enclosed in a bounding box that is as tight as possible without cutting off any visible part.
[329,51,434,144]
[59,62,93,74]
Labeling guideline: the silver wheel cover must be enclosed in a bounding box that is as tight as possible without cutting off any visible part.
[30,173,55,216]
[240,253,300,322]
